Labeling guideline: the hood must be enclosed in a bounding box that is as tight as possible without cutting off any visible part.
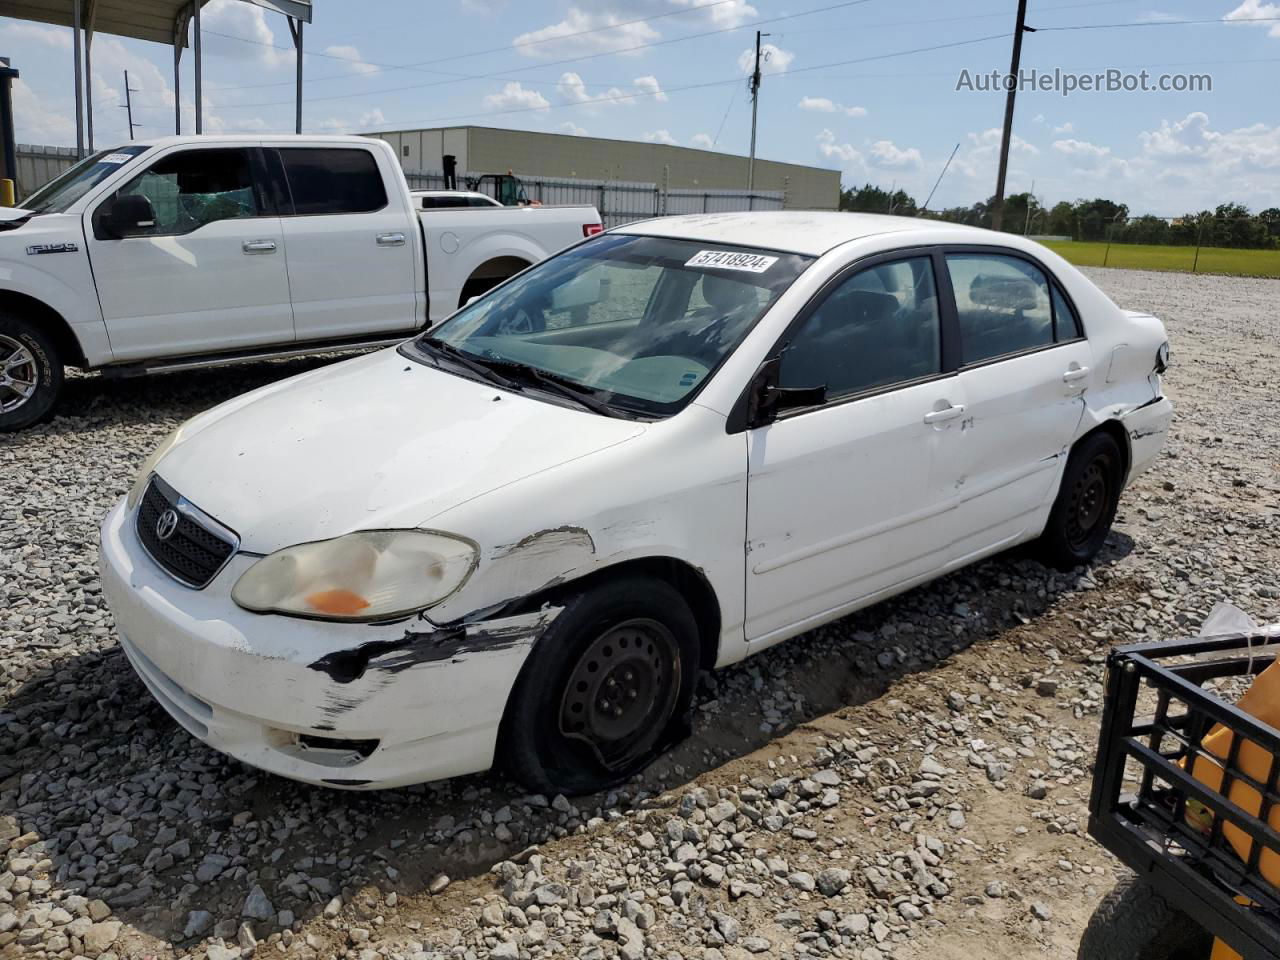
[154,348,647,553]
[0,207,33,226]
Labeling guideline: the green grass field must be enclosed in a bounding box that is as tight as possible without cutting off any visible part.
[1038,240,1280,278]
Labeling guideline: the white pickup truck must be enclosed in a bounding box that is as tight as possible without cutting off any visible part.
[0,135,600,430]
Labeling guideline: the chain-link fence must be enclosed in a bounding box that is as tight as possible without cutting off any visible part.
[405,169,785,229]
[1031,215,1280,278]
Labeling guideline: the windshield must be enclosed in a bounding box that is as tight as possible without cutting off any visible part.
[22,146,150,214]
[406,234,813,417]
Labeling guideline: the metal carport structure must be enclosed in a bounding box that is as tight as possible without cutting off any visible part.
[0,0,312,156]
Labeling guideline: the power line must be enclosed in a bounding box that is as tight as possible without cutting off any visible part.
[1035,15,1280,31]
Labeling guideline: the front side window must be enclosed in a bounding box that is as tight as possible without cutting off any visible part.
[106,148,260,236]
[23,145,149,214]
[279,148,387,215]
[406,234,813,416]
[946,253,1054,365]
[780,257,942,400]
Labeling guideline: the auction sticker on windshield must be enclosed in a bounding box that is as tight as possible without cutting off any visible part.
[685,250,779,273]
[99,153,135,164]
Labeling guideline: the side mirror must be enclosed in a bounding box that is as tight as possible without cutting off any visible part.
[103,193,156,238]
[745,355,826,428]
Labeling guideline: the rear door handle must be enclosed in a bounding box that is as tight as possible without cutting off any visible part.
[242,239,277,254]
[1063,366,1091,383]
[376,232,406,247]
[923,404,965,425]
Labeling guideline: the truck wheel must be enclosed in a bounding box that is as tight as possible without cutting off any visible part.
[1037,431,1123,570]
[500,577,700,795]
[1078,874,1213,960]
[0,313,63,432]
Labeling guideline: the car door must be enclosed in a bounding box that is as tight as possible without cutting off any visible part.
[938,248,1092,559]
[744,252,966,646]
[86,146,293,362]
[273,146,420,341]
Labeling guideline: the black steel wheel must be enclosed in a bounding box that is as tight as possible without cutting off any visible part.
[501,577,700,795]
[1037,431,1124,570]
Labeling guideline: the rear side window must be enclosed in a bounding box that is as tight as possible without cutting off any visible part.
[946,253,1054,365]
[278,148,387,215]
[1051,285,1083,340]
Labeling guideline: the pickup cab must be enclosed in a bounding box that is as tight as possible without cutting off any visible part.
[0,135,600,430]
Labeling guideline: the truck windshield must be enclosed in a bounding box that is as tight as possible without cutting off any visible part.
[406,233,813,418]
[22,146,150,214]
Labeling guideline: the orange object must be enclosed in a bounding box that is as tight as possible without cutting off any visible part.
[305,588,370,616]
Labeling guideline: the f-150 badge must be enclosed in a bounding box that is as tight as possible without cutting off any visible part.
[26,243,79,255]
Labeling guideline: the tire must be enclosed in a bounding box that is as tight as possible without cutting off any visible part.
[500,577,701,795]
[1037,430,1123,570]
[1078,873,1214,960]
[0,312,63,432]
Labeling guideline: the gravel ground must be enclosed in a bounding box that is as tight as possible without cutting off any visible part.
[2,266,1278,960]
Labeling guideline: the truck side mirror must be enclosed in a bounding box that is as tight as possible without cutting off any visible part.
[102,193,157,238]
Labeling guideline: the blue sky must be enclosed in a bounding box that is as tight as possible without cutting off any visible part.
[4,0,1279,213]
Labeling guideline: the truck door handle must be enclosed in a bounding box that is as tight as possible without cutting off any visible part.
[1062,366,1091,383]
[923,404,965,425]
[242,239,277,254]
[376,232,406,247]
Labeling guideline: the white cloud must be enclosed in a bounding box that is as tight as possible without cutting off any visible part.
[869,140,923,170]
[358,108,387,128]
[0,22,71,50]
[324,45,378,76]
[462,0,507,11]
[1032,113,1046,123]
[560,121,589,136]
[690,133,716,149]
[1139,110,1214,159]
[557,72,632,108]
[1053,121,1075,134]
[798,96,866,117]
[202,0,294,68]
[1052,138,1117,170]
[643,129,679,145]
[816,128,863,168]
[670,0,758,27]
[514,8,660,59]
[1224,0,1280,37]
[483,82,550,112]
[738,42,794,75]
[633,75,668,102]
[10,79,76,145]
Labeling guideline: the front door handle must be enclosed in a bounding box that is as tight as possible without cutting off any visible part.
[923,404,965,425]
[376,232,406,247]
[242,239,277,254]
[1062,366,1091,383]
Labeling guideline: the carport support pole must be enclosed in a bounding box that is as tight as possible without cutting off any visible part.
[85,34,93,150]
[990,0,1029,232]
[173,44,182,135]
[73,0,84,158]
[194,0,203,135]
[288,17,303,134]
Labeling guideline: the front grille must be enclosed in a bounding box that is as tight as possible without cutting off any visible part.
[135,476,238,588]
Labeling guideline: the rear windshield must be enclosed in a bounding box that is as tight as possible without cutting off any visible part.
[23,145,150,213]
[407,234,813,417]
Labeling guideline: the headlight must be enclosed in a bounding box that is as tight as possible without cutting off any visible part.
[1155,340,1170,374]
[231,530,478,621]
[126,426,184,510]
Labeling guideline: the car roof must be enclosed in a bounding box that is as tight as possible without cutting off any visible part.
[611,211,1003,257]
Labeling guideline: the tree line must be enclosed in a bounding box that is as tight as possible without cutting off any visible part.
[838,183,1280,249]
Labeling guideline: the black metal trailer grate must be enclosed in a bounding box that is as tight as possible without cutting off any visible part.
[1089,632,1280,960]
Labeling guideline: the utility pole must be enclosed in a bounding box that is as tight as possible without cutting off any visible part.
[990,0,1033,232]
[747,30,769,193]
[920,142,959,215]
[121,70,139,140]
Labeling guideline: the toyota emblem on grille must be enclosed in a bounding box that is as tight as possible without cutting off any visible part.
[155,508,180,541]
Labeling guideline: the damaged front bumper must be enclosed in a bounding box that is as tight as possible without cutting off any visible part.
[98,500,558,789]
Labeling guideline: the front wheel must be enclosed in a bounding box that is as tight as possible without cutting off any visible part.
[1078,874,1214,960]
[1037,431,1123,569]
[0,313,64,432]
[500,577,701,795]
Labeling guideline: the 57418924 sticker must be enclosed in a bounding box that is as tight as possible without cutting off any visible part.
[684,250,779,273]
[99,153,136,164]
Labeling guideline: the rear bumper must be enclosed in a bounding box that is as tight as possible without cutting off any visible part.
[1121,393,1174,485]
[98,499,557,789]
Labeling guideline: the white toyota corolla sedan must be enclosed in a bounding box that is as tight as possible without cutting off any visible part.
[99,212,1172,793]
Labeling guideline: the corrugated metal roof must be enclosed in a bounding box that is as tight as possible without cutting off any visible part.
[0,0,311,47]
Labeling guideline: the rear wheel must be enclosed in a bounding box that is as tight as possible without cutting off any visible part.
[0,313,63,432]
[500,577,700,795]
[1078,874,1214,960]
[1037,431,1123,569]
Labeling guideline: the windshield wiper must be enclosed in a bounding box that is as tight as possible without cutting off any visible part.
[420,337,522,391]
[475,355,625,418]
